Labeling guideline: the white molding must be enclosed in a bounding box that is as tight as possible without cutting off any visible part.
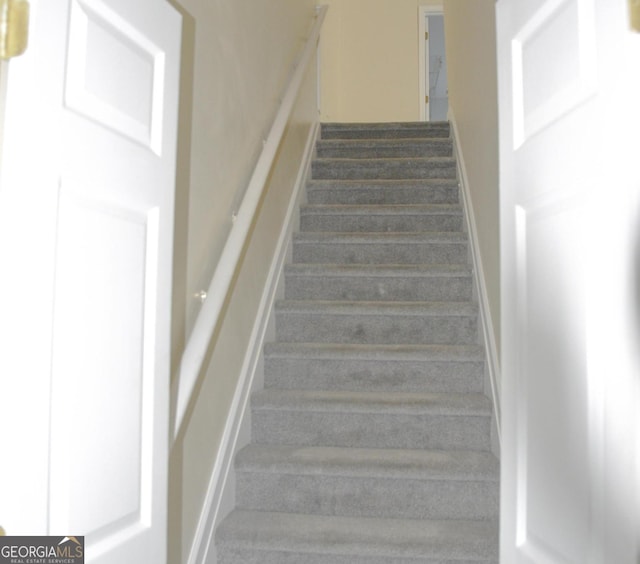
[187,122,320,564]
[448,108,502,448]
[172,6,328,440]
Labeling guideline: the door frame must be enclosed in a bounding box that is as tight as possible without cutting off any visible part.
[418,4,443,121]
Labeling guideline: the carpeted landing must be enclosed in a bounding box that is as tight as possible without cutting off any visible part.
[215,122,499,563]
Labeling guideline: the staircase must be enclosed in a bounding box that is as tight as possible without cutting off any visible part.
[215,122,499,563]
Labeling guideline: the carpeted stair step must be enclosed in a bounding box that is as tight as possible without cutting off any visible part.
[284,263,473,302]
[216,511,498,564]
[321,121,450,139]
[251,389,492,451]
[312,157,456,180]
[293,232,469,265]
[306,179,460,205]
[235,444,499,520]
[214,121,499,563]
[316,138,453,159]
[275,300,478,345]
[299,204,463,232]
[263,343,485,394]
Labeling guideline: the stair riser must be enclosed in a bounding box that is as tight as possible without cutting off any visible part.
[236,473,499,521]
[218,548,497,564]
[252,411,492,450]
[312,159,456,180]
[284,274,473,302]
[293,241,468,265]
[306,183,459,205]
[316,142,452,159]
[321,126,450,140]
[300,213,462,232]
[275,311,478,345]
[264,357,484,394]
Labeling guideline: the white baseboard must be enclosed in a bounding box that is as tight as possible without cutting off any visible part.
[187,121,320,564]
[448,110,502,451]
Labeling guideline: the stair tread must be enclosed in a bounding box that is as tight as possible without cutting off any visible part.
[308,177,458,186]
[216,510,498,559]
[322,121,450,128]
[276,299,477,315]
[285,263,472,277]
[314,156,455,165]
[319,122,452,144]
[317,138,452,147]
[300,203,462,215]
[236,444,498,481]
[264,342,484,360]
[294,231,467,242]
[252,389,492,416]
[315,139,453,158]
[311,158,456,180]
[264,342,483,359]
[305,180,460,205]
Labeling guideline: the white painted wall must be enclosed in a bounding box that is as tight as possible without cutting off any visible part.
[442,0,500,360]
[167,1,317,562]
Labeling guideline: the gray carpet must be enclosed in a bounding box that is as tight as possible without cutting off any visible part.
[215,122,499,563]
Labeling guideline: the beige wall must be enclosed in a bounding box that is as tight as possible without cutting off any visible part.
[169,1,317,561]
[320,0,442,122]
[443,0,501,358]
[172,0,317,358]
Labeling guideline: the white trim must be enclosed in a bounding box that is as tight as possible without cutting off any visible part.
[449,109,502,448]
[172,6,328,440]
[187,122,320,564]
[418,4,443,122]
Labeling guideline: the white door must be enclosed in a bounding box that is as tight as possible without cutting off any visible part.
[420,10,448,122]
[419,7,436,121]
[423,15,431,120]
[0,0,181,562]
[498,0,640,562]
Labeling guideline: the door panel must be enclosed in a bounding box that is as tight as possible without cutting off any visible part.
[49,193,154,533]
[512,0,596,147]
[66,0,164,151]
[499,0,640,561]
[516,197,590,562]
[0,0,180,561]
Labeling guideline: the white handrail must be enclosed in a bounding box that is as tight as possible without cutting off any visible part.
[172,5,328,441]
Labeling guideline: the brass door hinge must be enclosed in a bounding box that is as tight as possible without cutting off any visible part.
[0,0,29,60]
[630,0,640,32]
[425,95,429,104]
[425,31,429,40]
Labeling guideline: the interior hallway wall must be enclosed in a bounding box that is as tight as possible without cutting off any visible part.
[443,0,501,361]
[168,1,317,561]
[320,0,443,122]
